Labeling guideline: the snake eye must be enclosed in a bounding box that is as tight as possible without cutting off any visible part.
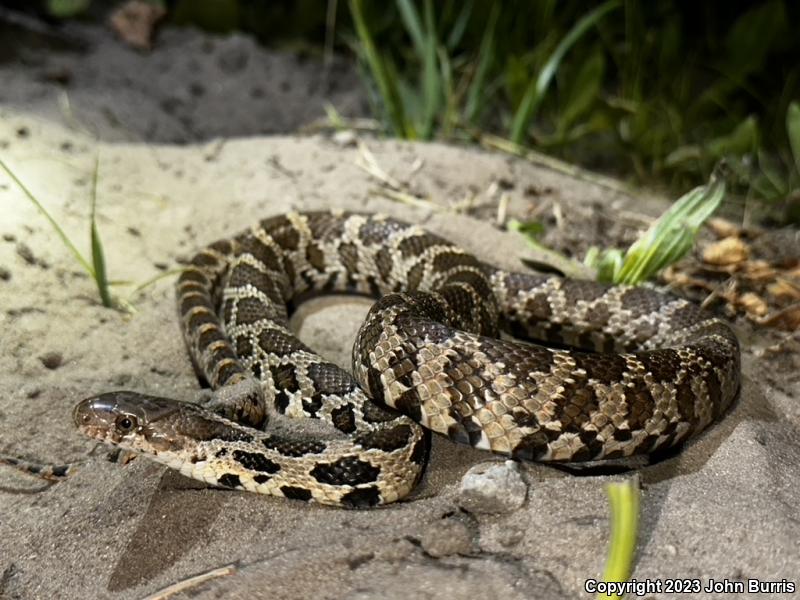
[115,415,137,433]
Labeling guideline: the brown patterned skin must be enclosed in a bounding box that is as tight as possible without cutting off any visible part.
[74,211,740,507]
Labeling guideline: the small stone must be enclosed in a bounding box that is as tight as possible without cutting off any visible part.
[332,130,357,147]
[16,243,36,265]
[457,460,527,514]
[374,538,415,563]
[40,352,63,370]
[496,526,525,547]
[420,519,473,558]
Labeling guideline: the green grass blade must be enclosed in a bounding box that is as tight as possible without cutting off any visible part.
[89,155,113,308]
[438,46,456,138]
[0,158,95,277]
[509,0,620,144]
[396,0,426,56]
[349,0,409,137]
[599,478,640,599]
[444,0,473,50]
[46,0,90,18]
[396,0,441,139]
[787,101,800,175]
[464,3,499,125]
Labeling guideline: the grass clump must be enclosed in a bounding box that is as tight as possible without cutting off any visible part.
[345,0,800,224]
[585,167,727,285]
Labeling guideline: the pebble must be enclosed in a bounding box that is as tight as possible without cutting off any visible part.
[420,519,473,558]
[332,130,357,147]
[457,460,528,514]
[39,351,63,370]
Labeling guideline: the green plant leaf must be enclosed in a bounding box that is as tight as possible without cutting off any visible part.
[584,246,623,283]
[350,0,409,137]
[787,101,800,175]
[46,0,91,18]
[599,478,640,599]
[611,168,726,285]
[444,0,473,50]
[509,0,620,145]
[723,0,786,78]
[172,0,240,32]
[707,116,758,159]
[396,0,425,56]
[89,156,112,308]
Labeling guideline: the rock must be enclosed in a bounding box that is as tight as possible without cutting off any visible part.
[332,130,357,147]
[420,518,474,558]
[457,460,527,514]
[39,351,63,370]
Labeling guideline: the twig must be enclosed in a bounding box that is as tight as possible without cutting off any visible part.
[355,141,403,190]
[140,564,237,600]
[373,187,441,211]
[496,193,510,227]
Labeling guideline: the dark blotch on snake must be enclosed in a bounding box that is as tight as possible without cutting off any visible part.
[281,485,312,502]
[217,473,242,489]
[340,486,381,508]
[302,393,323,417]
[355,424,414,452]
[253,474,271,484]
[409,434,429,466]
[310,456,380,486]
[331,404,356,433]
[307,362,356,396]
[232,450,281,473]
[360,398,398,423]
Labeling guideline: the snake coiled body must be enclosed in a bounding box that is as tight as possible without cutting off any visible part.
[74,211,740,507]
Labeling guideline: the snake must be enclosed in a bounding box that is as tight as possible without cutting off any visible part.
[73,211,740,508]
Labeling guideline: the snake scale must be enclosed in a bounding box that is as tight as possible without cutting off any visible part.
[74,211,740,507]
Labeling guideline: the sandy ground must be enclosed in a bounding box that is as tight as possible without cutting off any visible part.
[1,18,799,600]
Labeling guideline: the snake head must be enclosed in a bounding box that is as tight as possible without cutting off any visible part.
[74,391,255,457]
[73,391,185,452]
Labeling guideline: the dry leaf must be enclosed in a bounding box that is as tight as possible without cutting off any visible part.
[767,278,800,303]
[738,292,768,317]
[109,0,167,51]
[707,217,741,239]
[702,236,749,266]
[741,259,777,282]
